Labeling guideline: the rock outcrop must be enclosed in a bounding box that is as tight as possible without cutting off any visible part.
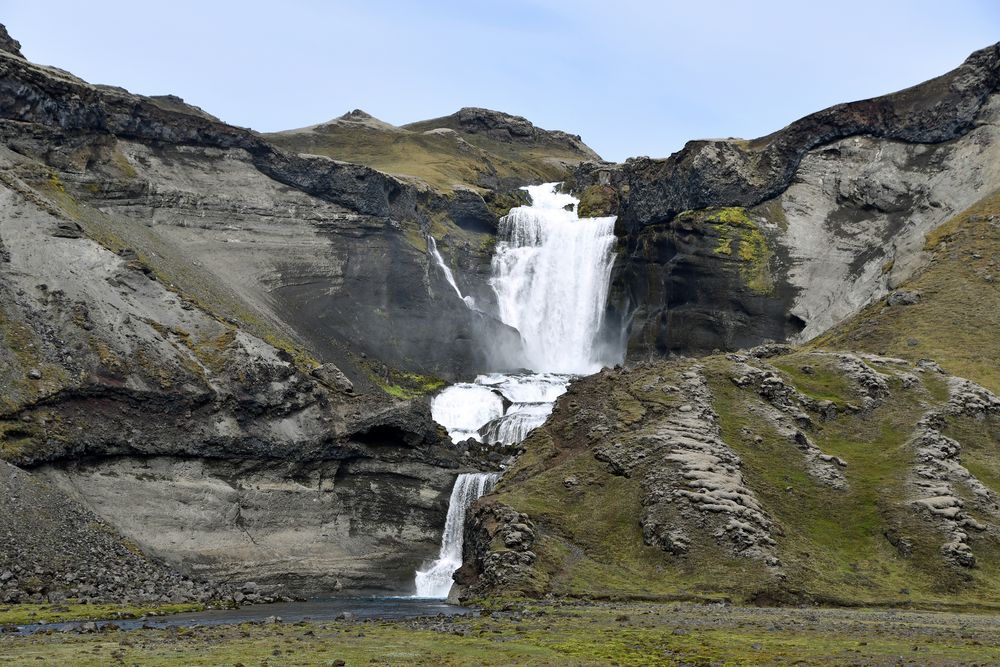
[908,377,1000,568]
[0,460,233,604]
[571,42,1000,357]
[594,367,778,563]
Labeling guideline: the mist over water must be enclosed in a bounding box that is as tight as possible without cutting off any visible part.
[416,184,618,598]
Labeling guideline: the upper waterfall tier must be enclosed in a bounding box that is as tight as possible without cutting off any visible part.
[490,183,618,375]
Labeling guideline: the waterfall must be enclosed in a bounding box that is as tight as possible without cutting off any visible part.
[414,472,498,598]
[490,183,617,374]
[428,236,476,309]
[414,182,618,599]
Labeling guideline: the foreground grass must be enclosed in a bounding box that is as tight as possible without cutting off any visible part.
[3,601,1000,666]
[0,602,204,626]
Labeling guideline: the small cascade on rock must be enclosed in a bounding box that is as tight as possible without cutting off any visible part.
[428,236,476,309]
[415,183,618,599]
[414,472,498,598]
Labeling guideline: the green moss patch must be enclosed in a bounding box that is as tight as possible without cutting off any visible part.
[5,602,1000,666]
[680,207,774,295]
[0,602,204,626]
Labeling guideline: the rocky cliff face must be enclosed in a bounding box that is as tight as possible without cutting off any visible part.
[571,43,1000,357]
[0,143,464,594]
[0,27,597,598]
[459,139,1000,607]
[4,21,999,607]
[0,46,538,381]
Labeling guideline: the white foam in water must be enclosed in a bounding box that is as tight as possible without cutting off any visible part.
[415,183,618,598]
[431,384,503,443]
[480,402,554,446]
[475,372,570,404]
[414,472,498,598]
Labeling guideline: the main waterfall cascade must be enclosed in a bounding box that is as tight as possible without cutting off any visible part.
[491,184,618,375]
[414,183,618,598]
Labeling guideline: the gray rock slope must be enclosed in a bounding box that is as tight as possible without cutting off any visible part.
[0,27,573,597]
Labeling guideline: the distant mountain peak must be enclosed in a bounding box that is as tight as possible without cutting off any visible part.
[339,109,376,121]
[0,23,23,58]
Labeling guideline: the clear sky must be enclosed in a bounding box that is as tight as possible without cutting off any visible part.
[3,1,998,161]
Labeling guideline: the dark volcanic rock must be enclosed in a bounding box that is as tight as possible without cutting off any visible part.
[0,25,22,58]
[572,43,1000,358]
[456,499,538,600]
[0,460,231,604]
[577,44,1000,233]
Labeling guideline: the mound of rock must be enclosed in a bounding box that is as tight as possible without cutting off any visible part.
[0,461,237,605]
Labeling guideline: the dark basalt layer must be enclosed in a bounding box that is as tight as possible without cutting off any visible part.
[575,43,1000,233]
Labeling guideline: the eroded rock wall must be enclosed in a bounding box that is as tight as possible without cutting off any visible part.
[572,43,1000,357]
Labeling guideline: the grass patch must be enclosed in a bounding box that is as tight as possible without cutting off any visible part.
[0,602,204,626]
[769,352,855,405]
[5,602,1000,665]
[266,120,589,195]
[366,366,446,400]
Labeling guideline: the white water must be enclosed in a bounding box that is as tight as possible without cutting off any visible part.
[431,383,504,443]
[428,236,476,309]
[415,183,618,598]
[491,183,617,374]
[414,472,498,598]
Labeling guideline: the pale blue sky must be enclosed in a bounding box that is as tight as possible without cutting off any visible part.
[3,1,998,161]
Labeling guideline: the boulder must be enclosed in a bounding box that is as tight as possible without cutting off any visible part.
[311,363,354,394]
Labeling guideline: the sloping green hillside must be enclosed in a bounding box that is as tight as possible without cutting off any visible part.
[815,190,1000,394]
[464,348,1000,610]
[266,108,599,194]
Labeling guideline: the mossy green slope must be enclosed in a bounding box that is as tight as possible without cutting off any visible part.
[7,602,1000,666]
[479,349,1000,609]
[816,190,1000,394]
[266,111,597,194]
